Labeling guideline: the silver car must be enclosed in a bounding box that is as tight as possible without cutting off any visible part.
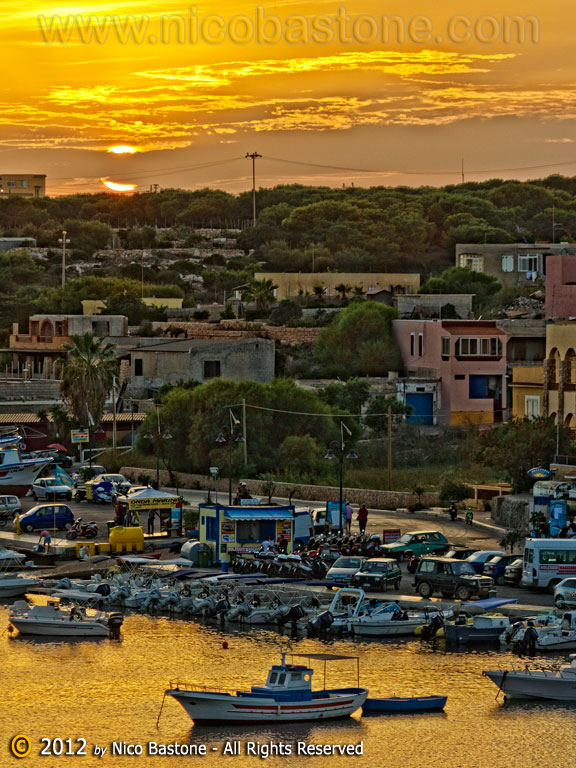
[326,556,366,586]
[32,477,73,501]
[0,495,22,516]
[554,577,576,608]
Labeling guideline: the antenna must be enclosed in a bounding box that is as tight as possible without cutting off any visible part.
[245,151,262,226]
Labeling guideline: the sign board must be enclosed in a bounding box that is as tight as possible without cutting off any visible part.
[240,497,262,505]
[128,495,180,510]
[70,429,89,444]
[382,528,402,544]
[221,534,235,543]
[549,499,568,538]
[528,467,553,481]
[228,545,260,554]
[221,522,235,534]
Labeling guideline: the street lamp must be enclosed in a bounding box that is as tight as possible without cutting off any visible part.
[58,230,70,288]
[144,406,172,487]
[325,421,358,534]
[216,409,244,504]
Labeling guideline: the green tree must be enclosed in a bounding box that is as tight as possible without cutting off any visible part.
[245,278,278,311]
[57,333,118,424]
[438,474,472,505]
[318,378,371,416]
[476,417,570,493]
[268,299,302,326]
[364,395,412,434]
[420,266,501,311]
[276,434,325,481]
[315,303,402,378]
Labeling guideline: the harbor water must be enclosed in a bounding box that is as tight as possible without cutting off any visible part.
[1,606,575,768]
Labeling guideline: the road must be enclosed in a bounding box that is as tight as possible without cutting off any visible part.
[9,490,552,609]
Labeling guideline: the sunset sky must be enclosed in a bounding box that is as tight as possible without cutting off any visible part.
[3,0,574,195]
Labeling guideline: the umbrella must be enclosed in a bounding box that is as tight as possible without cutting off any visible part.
[47,443,67,451]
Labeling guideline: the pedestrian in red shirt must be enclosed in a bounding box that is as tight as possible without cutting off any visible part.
[357,505,368,534]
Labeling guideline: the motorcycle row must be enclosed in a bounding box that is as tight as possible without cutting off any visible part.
[231,533,384,580]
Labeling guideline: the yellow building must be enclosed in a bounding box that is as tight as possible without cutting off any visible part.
[0,174,45,198]
[511,320,576,426]
[254,272,420,301]
[81,297,183,314]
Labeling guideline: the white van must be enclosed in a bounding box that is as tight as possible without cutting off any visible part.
[522,538,576,591]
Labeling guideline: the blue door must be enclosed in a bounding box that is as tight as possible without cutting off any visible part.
[406,393,433,425]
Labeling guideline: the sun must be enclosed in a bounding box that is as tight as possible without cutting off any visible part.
[101,179,137,192]
[107,145,137,154]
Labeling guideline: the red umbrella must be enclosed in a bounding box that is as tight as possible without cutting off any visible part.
[47,443,67,451]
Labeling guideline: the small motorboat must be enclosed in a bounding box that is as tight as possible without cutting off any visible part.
[484,654,576,701]
[0,549,38,598]
[8,599,124,638]
[351,603,448,637]
[166,652,368,724]
[444,614,512,645]
[363,695,447,713]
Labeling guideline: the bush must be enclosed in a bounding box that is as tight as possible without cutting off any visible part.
[438,474,472,505]
[268,299,303,326]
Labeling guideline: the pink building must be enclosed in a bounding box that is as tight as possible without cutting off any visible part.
[393,320,508,425]
[546,253,576,319]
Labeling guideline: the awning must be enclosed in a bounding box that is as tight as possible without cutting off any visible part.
[224,509,294,521]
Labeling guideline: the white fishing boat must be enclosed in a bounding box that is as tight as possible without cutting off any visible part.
[484,655,576,701]
[351,602,440,637]
[0,549,38,598]
[165,652,368,724]
[504,612,576,652]
[8,599,124,638]
[0,435,52,497]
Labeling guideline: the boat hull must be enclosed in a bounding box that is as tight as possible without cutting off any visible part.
[363,695,447,713]
[0,458,53,497]
[167,688,368,724]
[9,619,109,637]
[0,579,38,598]
[351,620,423,637]
[484,670,576,701]
[444,625,506,645]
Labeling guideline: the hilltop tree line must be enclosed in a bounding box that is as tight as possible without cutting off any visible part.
[1,175,575,273]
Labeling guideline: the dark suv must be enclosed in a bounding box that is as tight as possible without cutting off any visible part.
[414,557,494,601]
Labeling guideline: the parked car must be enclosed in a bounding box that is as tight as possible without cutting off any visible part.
[76,464,106,482]
[351,558,402,591]
[465,550,505,574]
[326,556,366,586]
[444,548,479,560]
[0,495,22,516]
[414,557,494,601]
[380,530,449,560]
[503,557,524,586]
[482,554,522,585]
[32,477,73,501]
[90,473,132,495]
[47,450,74,469]
[553,577,576,608]
[16,504,74,533]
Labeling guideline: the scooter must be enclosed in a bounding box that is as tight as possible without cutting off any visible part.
[0,508,12,528]
[449,501,458,521]
[66,518,98,539]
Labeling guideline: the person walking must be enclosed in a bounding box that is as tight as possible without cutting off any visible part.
[345,502,353,534]
[357,504,368,534]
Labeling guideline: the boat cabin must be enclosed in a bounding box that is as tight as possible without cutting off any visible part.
[249,664,314,702]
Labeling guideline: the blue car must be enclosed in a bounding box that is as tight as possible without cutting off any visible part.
[482,554,522,585]
[465,550,505,574]
[17,504,74,533]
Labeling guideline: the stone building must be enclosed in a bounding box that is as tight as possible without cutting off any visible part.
[126,337,276,397]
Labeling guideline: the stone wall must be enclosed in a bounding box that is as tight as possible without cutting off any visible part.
[120,466,439,509]
[152,321,320,345]
[491,494,530,528]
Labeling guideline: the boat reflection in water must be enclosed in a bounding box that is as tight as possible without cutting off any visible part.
[2,609,576,768]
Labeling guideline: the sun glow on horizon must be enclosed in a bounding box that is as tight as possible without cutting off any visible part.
[101,178,137,191]
[107,145,137,154]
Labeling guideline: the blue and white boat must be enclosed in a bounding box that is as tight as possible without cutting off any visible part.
[166,652,368,724]
[0,435,52,497]
[363,695,447,713]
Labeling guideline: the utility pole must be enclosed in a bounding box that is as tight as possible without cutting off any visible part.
[245,151,262,226]
[112,377,117,453]
[387,405,392,490]
[461,158,465,184]
[59,230,70,288]
[242,398,248,466]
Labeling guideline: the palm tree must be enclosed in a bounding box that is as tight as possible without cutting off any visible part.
[352,285,365,298]
[335,283,352,300]
[245,278,277,311]
[56,333,118,425]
